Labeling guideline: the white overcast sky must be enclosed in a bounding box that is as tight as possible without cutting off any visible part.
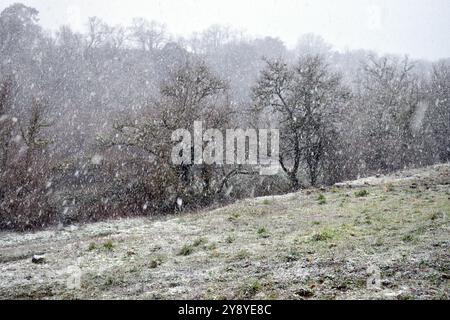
[1,0,449,60]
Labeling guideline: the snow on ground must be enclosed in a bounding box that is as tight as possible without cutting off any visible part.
[0,164,449,299]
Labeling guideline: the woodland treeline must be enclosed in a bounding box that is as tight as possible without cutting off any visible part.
[0,3,449,230]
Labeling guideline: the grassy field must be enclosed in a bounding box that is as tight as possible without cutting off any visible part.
[0,164,449,299]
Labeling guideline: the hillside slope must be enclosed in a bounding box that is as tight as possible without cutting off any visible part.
[0,164,449,300]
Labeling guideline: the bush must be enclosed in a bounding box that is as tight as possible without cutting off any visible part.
[0,166,57,231]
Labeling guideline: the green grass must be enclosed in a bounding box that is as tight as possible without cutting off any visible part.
[401,234,415,243]
[149,256,164,268]
[239,280,262,298]
[310,230,334,242]
[257,227,270,238]
[193,237,208,247]
[384,183,395,192]
[308,226,351,242]
[103,240,114,250]
[284,249,300,262]
[355,189,369,197]
[317,193,327,205]
[178,238,208,256]
[178,244,194,256]
[4,164,449,300]
[429,211,444,221]
[228,212,240,221]
[225,235,236,244]
[235,250,251,260]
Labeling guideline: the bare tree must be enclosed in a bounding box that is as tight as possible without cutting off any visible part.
[253,55,350,189]
[0,76,15,175]
[295,33,332,57]
[358,55,421,171]
[20,99,53,169]
[0,90,55,231]
[0,3,41,55]
[427,60,450,162]
[108,25,128,50]
[131,18,167,53]
[86,17,108,50]
[100,60,238,210]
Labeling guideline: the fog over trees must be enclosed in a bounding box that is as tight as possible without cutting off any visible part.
[0,3,449,230]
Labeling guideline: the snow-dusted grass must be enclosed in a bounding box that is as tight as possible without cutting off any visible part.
[0,164,449,299]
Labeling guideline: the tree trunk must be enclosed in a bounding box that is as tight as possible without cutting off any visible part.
[289,173,300,191]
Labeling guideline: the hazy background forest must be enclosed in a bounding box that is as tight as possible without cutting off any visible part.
[0,2,449,231]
